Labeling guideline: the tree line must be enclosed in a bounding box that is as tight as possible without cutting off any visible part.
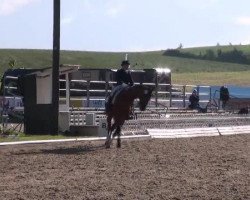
[163,48,249,64]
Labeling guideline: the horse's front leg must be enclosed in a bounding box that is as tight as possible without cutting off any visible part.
[105,119,117,148]
[105,123,117,148]
[105,132,111,148]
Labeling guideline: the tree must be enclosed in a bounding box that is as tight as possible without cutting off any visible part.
[8,58,16,69]
[177,43,183,49]
[204,49,215,60]
[217,49,222,57]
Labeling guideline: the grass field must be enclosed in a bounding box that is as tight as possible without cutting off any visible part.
[1,45,250,75]
[172,71,250,86]
[1,46,250,87]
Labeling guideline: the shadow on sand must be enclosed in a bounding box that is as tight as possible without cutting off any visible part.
[41,144,106,155]
[10,143,107,155]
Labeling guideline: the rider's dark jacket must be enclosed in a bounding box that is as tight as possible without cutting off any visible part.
[189,94,200,109]
[116,68,134,86]
[220,86,229,101]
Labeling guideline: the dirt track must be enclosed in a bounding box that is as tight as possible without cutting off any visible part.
[0,135,249,200]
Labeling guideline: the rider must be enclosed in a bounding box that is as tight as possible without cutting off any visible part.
[116,60,134,86]
[105,60,134,118]
[189,89,200,109]
[220,85,230,109]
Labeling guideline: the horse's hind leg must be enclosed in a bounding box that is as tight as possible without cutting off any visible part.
[105,132,111,148]
[105,115,112,148]
[115,126,121,148]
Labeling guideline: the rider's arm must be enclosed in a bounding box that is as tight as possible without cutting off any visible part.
[128,71,134,86]
[195,95,199,103]
[116,70,123,85]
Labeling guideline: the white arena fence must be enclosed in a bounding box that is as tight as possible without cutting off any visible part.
[65,79,220,126]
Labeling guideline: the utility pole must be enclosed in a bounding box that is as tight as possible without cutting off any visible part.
[51,0,60,134]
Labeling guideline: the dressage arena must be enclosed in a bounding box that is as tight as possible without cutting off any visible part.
[0,133,249,199]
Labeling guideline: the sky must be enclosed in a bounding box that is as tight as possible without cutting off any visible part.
[1,0,250,52]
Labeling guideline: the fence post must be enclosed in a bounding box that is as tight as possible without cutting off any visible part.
[86,80,90,107]
[169,84,172,107]
[66,73,70,109]
[105,81,109,97]
[155,77,158,107]
[183,85,186,108]
[197,85,200,95]
[73,109,76,125]
[1,76,7,133]
[209,86,212,104]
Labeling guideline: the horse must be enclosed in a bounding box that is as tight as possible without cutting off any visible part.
[105,84,154,148]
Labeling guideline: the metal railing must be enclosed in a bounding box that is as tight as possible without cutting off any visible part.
[1,76,24,134]
[66,79,216,110]
[1,75,220,128]
[66,79,219,126]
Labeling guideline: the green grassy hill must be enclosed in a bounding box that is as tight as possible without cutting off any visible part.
[1,45,250,85]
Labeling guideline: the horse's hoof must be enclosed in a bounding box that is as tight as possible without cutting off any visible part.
[117,142,121,148]
[105,141,111,148]
[105,143,111,148]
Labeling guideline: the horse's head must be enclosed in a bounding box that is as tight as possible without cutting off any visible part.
[138,86,154,111]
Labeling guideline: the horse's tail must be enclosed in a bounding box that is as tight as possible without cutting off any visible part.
[105,97,112,114]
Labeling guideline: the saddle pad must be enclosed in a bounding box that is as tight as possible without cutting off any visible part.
[111,85,128,104]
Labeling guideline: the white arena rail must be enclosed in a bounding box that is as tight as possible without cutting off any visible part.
[147,125,250,139]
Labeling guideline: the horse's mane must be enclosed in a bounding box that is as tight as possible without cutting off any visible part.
[105,84,154,114]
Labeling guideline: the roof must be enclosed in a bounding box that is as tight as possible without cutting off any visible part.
[2,65,80,79]
[31,65,80,78]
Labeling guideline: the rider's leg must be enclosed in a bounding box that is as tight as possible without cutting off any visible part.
[106,85,124,112]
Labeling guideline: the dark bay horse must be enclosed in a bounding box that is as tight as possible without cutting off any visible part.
[105,85,154,148]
